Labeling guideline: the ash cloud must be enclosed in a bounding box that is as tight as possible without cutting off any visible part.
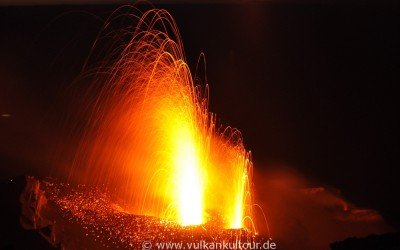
[253,165,393,250]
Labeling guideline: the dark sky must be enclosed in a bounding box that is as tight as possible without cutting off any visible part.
[0,1,399,232]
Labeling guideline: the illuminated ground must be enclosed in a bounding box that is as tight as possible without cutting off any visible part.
[20,176,262,249]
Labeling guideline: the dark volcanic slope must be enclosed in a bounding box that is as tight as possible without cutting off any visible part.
[330,232,400,250]
[0,176,55,249]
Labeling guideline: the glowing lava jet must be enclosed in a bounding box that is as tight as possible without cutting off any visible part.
[69,8,254,230]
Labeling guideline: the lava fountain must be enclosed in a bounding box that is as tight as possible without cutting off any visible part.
[68,8,254,231]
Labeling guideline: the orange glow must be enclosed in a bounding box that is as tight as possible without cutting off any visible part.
[68,8,254,230]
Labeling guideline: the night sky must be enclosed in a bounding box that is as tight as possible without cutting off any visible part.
[0,0,399,237]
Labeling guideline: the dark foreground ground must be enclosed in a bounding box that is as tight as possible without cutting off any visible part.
[331,232,400,250]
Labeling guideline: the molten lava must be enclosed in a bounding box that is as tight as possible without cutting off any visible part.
[68,8,253,230]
